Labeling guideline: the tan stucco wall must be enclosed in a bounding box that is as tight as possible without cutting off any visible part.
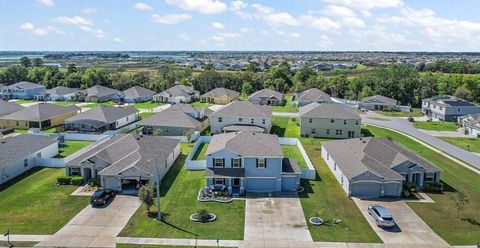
[0,110,79,130]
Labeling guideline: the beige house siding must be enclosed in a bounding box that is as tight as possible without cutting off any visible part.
[300,117,361,138]
[201,95,239,105]
[0,110,79,130]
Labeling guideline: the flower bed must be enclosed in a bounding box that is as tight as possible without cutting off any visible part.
[309,217,324,226]
[197,188,233,203]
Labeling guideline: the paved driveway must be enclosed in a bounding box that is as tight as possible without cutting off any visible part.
[241,192,312,248]
[353,198,450,248]
[36,195,140,248]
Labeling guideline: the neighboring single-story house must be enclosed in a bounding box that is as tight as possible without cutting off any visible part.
[0,103,80,130]
[360,95,410,112]
[1,134,58,185]
[0,81,46,100]
[64,106,139,133]
[153,85,199,103]
[200,87,240,105]
[0,101,24,117]
[205,131,300,195]
[248,89,284,106]
[321,137,441,198]
[65,134,180,192]
[117,86,156,103]
[138,104,208,136]
[459,114,480,136]
[75,85,123,103]
[299,103,361,138]
[422,95,480,122]
[210,101,272,134]
[294,88,332,107]
[36,86,80,101]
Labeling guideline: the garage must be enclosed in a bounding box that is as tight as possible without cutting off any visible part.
[384,182,401,197]
[103,176,121,191]
[246,178,276,192]
[281,176,298,191]
[350,181,382,198]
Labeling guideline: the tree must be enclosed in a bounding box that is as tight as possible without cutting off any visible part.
[455,191,469,219]
[246,62,260,73]
[67,64,77,74]
[32,58,43,67]
[3,65,28,84]
[203,63,214,71]
[20,56,32,68]
[139,183,155,215]
[81,67,109,88]
[241,82,253,95]
[359,85,373,100]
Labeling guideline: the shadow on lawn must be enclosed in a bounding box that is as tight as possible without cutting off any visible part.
[147,211,199,237]
[271,125,286,137]
[298,172,322,199]
[0,167,43,192]
[462,217,480,227]
[159,154,186,197]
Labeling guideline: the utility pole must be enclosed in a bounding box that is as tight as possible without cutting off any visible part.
[154,156,161,220]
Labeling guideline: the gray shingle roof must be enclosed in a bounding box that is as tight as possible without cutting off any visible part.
[81,85,121,98]
[248,89,284,101]
[206,131,283,157]
[211,101,272,118]
[7,81,44,90]
[322,137,440,180]
[297,88,331,102]
[137,104,204,129]
[123,86,156,99]
[46,86,80,95]
[0,103,80,121]
[64,106,138,125]
[361,95,398,106]
[299,102,360,119]
[66,134,180,176]
[0,101,24,117]
[0,134,57,169]
[424,95,477,107]
[159,85,198,98]
[201,87,240,98]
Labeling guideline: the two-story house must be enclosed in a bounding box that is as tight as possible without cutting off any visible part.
[204,131,300,195]
[422,95,480,122]
[299,103,361,138]
[210,101,272,134]
[0,81,46,100]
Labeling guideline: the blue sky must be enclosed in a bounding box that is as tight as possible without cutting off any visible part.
[1,0,480,51]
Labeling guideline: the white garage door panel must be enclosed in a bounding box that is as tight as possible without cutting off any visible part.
[384,183,401,196]
[103,176,121,191]
[246,178,276,191]
[351,182,381,197]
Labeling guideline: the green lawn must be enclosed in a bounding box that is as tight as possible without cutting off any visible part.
[376,108,423,117]
[134,101,163,110]
[54,140,93,158]
[367,125,480,245]
[191,101,212,108]
[413,121,459,131]
[0,168,89,234]
[139,112,156,120]
[192,143,208,160]
[0,241,39,247]
[82,101,117,109]
[120,145,245,240]
[14,129,28,134]
[438,137,480,153]
[12,99,36,105]
[281,145,308,169]
[48,101,77,106]
[298,137,381,243]
[271,117,300,137]
[272,96,298,113]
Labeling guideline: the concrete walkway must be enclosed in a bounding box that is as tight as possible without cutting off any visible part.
[241,192,312,248]
[117,237,242,247]
[0,235,51,242]
[353,198,451,248]
[36,195,140,248]
[272,112,299,117]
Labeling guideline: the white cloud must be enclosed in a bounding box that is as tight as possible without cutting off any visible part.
[361,10,372,17]
[261,30,269,35]
[230,0,247,11]
[251,4,301,26]
[79,26,104,38]
[300,15,341,31]
[317,35,334,48]
[179,32,190,41]
[165,0,227,14]
[211,32,240,42]
[322,0,404,9]
[322,5,355,17]
[37,0,54,7]
[56,16,94,26]
[342,16,365,28]
[20,22,35,30]
[240,27,252,32]
[152,13,192,24]
[133,2,153,12]
[211,22,225,29]
[290,32,301,38]
[275,30,286,36]
[113,37,123,42]
[81,7,97,14]
[20,22,64,36]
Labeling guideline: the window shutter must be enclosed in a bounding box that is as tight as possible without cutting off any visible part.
[240,158,242,168]
[222,158,225,168]
[231,158,233,168]
[265,159,267,168]
[256,158,258,168]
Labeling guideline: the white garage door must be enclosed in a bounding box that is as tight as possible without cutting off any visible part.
[350,182,382,198]
[246,178,276,192]
[103,176,121,191]
[384,183,401,197]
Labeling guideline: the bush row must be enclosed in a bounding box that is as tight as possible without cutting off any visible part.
[57,176,83,186]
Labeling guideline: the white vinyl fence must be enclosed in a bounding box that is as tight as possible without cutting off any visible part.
[279,137,316,180]
[185,136,212,170]
[36,157,64,168]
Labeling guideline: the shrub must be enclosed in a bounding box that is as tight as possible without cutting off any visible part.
[423,182,443,192]
[89,178,101,187]
[402,189,411,198]
[71,177,84,186]
[197,209,211,222]
[57,176,72,185]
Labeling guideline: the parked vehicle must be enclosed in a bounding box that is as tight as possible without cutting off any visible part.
[368,204,396,227]
[90,189,115,206]
[407,116,415,122]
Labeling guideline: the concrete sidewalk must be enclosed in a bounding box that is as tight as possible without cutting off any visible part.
[0,235,50,242]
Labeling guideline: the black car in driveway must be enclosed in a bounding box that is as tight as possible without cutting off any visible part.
[90,189,115,206]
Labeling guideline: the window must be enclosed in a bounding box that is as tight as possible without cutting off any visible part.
[457,107,461,112]
[232,158,241,168]
[218,117,223,123]
[327,153,329,160]
[355,120,359,125]
[127,116,129,121]
[250,118,254,124]
[336,129,343,135]
[36,152,41,158]
[308,118,313,124]
[257,158,266,168]
[262,119,266,124]
[214,158,224,168]
[214,178,225,185]
[439,106,443,110]
[326,129,330,135]
[334,163,336,171]
[239,118,243,122]
[311,128,316,134]
[24,159,28,167]
[343,120,347,125]
[70,167,81,176]
[16,121,19,127]
[341,175,344,185]
[330,119,335,124]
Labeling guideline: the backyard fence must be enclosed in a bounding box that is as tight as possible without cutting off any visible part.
[36,157,64,168]
[279,137,316,180]
[185,136,212,170]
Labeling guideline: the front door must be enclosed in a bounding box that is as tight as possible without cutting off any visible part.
[348,131,355,138]
[233,178,240,187]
